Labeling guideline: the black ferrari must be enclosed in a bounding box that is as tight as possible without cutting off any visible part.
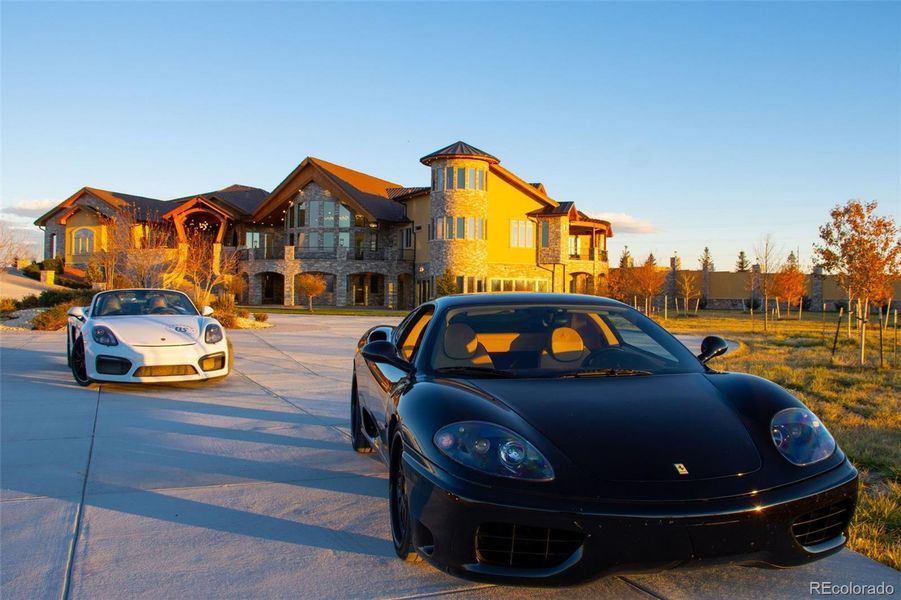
[350,293,858,585]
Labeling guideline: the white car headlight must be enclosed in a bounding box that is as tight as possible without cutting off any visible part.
[92,325,118,346]
[771,407,836,466]
[205,324,224,344]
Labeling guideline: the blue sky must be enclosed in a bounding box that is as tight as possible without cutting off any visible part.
[2,1,899,269]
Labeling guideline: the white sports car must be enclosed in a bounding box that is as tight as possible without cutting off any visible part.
[66,288,232,386]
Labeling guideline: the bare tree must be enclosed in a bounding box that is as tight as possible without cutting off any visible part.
[754,234,782,332]
[676,271,699,315]
[0,221,31,267]
[95,206,175,289]
[296,273,327,313]
[181,228,241,308]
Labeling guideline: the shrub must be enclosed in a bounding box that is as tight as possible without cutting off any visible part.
[16,295,40,309]
[57,276,92,290]
[40,257,64,273]
[21,262,40,281]
[236,309,250,319]
[31,302,76,331]
[217,312,237,329]
[0,298,17,313]
[212,294,236,314]
[253,312,269,323]
[36,289,94,308]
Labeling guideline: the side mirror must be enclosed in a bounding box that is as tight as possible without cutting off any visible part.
[67,306,85,321]
[698,335,729,364]
[201,306,215,317]
[367,325,393,344]
[362,340,413,372]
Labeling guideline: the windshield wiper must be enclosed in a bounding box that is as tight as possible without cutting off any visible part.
[433,366,516,378]
[560,368,653,378]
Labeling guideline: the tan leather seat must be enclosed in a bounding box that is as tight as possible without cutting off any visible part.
[540,326,589,369]
[100,295,122,316]
[437,323,494,368]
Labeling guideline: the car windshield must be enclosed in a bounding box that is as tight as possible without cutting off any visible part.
[429,304,703,377]
[93,290,199,317]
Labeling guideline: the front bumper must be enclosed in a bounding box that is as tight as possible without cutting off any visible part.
[403,453,859,585]
[85,341,229,383]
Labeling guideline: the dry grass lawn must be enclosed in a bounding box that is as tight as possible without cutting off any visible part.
[659,309,900,569]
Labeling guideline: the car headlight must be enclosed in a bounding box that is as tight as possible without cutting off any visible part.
[433,421,554,481]
[205,324,223,344]
[771,407,836,466]
[91,325,118,346]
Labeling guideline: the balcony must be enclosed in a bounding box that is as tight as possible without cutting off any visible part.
[568,248,609,262]
[352,248,386,261]
[295,246,339,260]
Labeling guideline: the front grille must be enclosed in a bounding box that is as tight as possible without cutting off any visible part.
[96,356,132,375]
[792,501,853,548]
[476,522,584,569]
[134,365,198,377]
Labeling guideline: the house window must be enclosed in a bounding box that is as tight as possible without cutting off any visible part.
[339,231,350,247]
[446,167,455,190]
[354,214,366,227]
[457,167,466,189]
[338,205,351,228]
[288,206,295,228]
[323,232,335,249]
[510,220,534,248]
[308,231,320,248]
[436,169,444,191]
[246,232,261,248]
[478,169,486,191]
[402,227,413,249]
[73,229,94,254]
[466,217,475,240]
[568,235,581,257]
[457,217,465,239]
[468,168,476,189]
[370,233,378,251]
[445,216,454,239]
[289,233,295,246]
[297,204,306,227]
[541,221,550,248]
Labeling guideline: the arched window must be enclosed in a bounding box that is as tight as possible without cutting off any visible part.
[73,229,94,255]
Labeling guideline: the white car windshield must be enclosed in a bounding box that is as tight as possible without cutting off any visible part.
[93,290,199,317]
[430,304,703,377]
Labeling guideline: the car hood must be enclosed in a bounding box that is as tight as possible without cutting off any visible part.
[95,316,205,347]
[465,373,762,483]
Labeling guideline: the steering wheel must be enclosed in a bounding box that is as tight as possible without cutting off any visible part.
[150,307,179,315]
[583,346,630,369]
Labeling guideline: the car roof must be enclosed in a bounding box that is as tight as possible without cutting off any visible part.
[431,293,630,310]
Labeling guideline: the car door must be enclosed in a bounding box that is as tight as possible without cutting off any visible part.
[361,304,434,450]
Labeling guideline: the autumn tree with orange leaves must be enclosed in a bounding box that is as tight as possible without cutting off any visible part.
[632,253,666,314]
[814,200,901,330]
[773,252,807,319]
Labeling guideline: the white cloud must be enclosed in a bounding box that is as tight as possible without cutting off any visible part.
[0,199,58,219]
[587,212,657,234]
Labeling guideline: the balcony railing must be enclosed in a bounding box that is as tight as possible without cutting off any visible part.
[568,248,609,262]
[353,248,386,261]
[295,246,339,260]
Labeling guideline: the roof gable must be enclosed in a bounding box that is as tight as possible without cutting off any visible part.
[254,157,407,223]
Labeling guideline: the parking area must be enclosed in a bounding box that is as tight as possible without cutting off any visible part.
[1,315,897,599]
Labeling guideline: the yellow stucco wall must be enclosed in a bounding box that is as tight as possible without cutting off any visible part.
[65,210,106,264]
[485,171,545,264]
[404,193,430,262]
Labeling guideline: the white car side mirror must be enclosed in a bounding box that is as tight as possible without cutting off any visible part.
[67,306,86,321]
[201,306,215,317]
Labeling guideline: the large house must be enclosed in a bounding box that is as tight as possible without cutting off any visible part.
[35,142,613,308]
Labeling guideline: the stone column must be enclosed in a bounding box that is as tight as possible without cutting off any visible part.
[336,274,348,307]
[283,272,295,307]
[363,274,371,306]
[249,273,263,306]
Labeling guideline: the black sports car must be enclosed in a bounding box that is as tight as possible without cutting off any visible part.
[351,293,858,585]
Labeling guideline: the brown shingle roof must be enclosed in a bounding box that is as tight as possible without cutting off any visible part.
[308,158,407,222]
[387,187,430,201]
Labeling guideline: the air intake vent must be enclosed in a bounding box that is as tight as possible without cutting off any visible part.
[134,365,197,377]
[475,522,583,569]
[792,501,853,548]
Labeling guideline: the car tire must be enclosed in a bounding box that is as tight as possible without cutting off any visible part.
[351,376,373,453]
[70,335,93,387]
[389,431,421,562]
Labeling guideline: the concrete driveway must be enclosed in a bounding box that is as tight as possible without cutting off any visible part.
[1,315,897,599]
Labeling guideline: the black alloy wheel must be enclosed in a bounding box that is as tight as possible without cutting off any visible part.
[389,431,420,562]
[71,335,92,387]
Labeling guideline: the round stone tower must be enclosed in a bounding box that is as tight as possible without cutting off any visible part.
[420,141,499,293]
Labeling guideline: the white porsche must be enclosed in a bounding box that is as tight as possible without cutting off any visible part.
[66,288,232,386]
